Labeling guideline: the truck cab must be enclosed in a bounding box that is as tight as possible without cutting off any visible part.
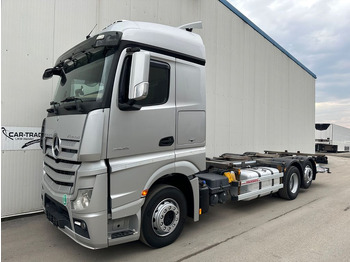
[41,21,206,249]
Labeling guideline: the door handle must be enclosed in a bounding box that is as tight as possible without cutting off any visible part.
[159,136,174,147]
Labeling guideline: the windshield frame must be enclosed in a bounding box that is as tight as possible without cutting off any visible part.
[53,50,113,103]
[46,32,122,116]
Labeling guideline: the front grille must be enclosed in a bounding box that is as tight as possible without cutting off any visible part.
[46,154,80,165]
[45,137,80,161]
[44,162,75,176]
[43,137,81,194]
[46,174,74,187]
[63,148,78,154]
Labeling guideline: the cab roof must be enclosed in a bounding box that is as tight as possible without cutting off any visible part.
[101,20,206,62]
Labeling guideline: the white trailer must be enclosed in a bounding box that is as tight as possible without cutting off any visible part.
[315,123,350,152]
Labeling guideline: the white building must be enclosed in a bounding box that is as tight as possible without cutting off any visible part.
[1,0,316,217]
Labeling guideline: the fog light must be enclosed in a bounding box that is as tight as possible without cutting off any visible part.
[73,219,90,238]
[72,189,93,210]
[74,220,87,229]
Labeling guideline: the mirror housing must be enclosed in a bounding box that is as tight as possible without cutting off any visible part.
[42,67,67,85]
[42,68,54,80]
[128,51,150,101]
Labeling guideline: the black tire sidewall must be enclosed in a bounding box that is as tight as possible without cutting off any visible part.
[285,166,301,200]
[141,185,187,248]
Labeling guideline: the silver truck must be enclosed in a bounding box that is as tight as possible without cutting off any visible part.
[41,20,317,249]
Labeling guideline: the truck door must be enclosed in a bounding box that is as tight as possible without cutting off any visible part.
[107,50,176,211]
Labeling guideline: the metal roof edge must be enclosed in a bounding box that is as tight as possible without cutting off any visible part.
[219,0,317,79]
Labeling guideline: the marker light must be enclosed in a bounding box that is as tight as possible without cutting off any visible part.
[141,189,148,197]
[96,34,105,40]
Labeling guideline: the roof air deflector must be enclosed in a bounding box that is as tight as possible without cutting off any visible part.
[178,21,203,32]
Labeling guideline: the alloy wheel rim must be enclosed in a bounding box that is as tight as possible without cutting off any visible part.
[152,198,180,237]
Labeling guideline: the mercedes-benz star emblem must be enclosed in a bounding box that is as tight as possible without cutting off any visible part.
[52,134,61,159]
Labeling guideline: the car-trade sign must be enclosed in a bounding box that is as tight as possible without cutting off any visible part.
[1,126,41,151]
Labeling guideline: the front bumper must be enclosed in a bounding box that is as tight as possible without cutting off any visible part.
[41,170,109,249]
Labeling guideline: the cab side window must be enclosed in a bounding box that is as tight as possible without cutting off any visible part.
[119,56,170,108]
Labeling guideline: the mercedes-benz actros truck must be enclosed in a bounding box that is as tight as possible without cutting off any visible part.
[40,20,317,249]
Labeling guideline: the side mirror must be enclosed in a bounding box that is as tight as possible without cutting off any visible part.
[43,68,54,80]
[42,67,67,85]
[128,51,150,100]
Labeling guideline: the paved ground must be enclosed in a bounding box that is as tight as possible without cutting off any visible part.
[2,155,350,262]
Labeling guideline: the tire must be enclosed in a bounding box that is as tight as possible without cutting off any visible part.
[301,160,313,189]
[140,184,187,248]
[278,166,301,200]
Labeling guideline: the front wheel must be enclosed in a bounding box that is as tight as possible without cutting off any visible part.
[140,184,187,248]
[278,166,301,200]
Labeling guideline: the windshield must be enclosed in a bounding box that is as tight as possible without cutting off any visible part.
[53,48,114,104]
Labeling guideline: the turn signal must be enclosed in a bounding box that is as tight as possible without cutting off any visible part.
[141,189,148,197]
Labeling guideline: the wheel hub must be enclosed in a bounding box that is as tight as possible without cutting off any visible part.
[289,172,299,193]
[152,198,180,237]
[304,165,313,183]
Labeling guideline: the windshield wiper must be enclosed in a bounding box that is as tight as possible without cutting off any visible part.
[47,101,60,114]
[60,96,82,103]
[61,97,84,112]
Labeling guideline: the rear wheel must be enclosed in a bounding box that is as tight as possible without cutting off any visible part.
[301,161,313,189]
[279,166,301,200]
[140,184,187,248]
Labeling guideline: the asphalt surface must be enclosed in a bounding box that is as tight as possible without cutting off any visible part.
[2,155,350,262]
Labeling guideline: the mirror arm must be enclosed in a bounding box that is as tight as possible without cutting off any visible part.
[59,69,67,85]
[118,100,142,111]
[126,47,141,54]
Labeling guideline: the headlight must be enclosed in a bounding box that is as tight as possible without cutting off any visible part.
[72,189,93,210]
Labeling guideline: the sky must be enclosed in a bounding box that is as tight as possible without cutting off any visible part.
[228,0,350,129]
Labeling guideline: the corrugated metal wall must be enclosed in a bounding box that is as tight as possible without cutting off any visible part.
[1,0,100,217]
[202,2,315,156]
[1,0,315,216]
